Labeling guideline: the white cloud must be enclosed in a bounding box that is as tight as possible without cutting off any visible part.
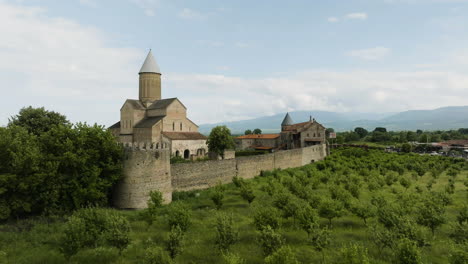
[327,17,339,23]
[345,12,368,20]
[130,0,159,16]
[347,47,391,60]
[0,2,142,126]
[178,8,205,20]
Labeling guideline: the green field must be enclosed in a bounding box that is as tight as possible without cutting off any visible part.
[1,148,467,264]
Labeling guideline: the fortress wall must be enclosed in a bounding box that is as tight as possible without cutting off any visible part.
[171,159,237,191]
[113,148,172,209]
[301,145,326,166]
[274,148,303,169]
[236,153,275,179]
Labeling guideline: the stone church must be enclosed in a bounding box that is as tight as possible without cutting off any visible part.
[109,51,207,159]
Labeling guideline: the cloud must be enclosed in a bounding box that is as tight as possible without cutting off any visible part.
[347,47,391,60]
[178,8,205,20]
[130,0,159,16]
[345,12,368,20]
[327,17,339,23]
[0,1,142,126]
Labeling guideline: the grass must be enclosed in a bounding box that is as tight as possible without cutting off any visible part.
[0,148,467,264]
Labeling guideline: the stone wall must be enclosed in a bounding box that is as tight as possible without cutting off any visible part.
[171,159,237,191]
[115,144,327,209]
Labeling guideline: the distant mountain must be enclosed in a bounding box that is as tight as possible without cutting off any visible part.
[199,106,468,134]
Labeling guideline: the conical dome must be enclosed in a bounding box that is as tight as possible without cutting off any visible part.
[139,50,161,74]
[281,113,294,126]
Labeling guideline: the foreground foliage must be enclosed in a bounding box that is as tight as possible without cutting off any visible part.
[1,148,467,263]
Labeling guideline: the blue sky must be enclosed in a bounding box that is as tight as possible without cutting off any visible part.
[1,0,468,126]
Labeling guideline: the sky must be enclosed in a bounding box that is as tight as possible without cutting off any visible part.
[1,0,468,126]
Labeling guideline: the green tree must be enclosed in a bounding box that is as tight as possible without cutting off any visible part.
[8,106,70,135]
[354,127,368,138]
[337,243,370,264]
[416,199,446,235]
[395,238,422,264]
[211,184,225,210]
[207,126,235,159]
[253,206,281,231]
[297,205,318,236]
[253,128,262,134]
[240,183,256,204]
[244,129,252,135]
[257,225,284,256]
[144,246,173,264]
[166,225,184,259]
[167,202,191,232]
[374,127,387,133]
[350,202,376,225]
[214,213,238,251]
[401,143,412,153]
[309,225,331,263]
[319,198,345,227]
[144,190,164,226]
[264,246,299,264]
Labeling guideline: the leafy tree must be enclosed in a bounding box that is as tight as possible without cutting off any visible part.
[395,238,422,264]
[257,225,284,256]
[264,246,299,264]
[144,246,173,264]
[337,243,370,264]
[309,225,331,263]
[253,128,262,134]
[8,106,70,135]
[350,202,376,225]
[207,126,235,159]
[449,243,468,264]
[144,190,164,226]
[214,213,238,251]
[244,129,252,135]
[223,252,246,264]
[297,205,318,236]
[374,127,387,133]
[211,184,225,210]
[401,143,412,153]
[354,127,368,138]
[167,202,191,232]
[253,206,280,231]
[319,198,345,227]
[456,205,468,225]
[166,225,184,259]
[240,183,256,204]
[232,176,245,188]
[416,198,446,235]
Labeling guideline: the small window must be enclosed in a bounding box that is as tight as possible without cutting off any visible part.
[180,123,182,131]
[318,133,321,137]
[173,122,175,131]
[307,133,309,137]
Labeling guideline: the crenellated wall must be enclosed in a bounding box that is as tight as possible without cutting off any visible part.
[114,144,327,209]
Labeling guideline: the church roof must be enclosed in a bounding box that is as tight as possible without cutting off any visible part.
[163,132,207,140]
[236,134,280,140]
[120,99,146,111]
[109,121,120,129]
[148,98,186,110]
[139,50,161,74]
[281,113,294,126]
[134,116,165,128]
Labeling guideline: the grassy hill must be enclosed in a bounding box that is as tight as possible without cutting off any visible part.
[1,148,467,263]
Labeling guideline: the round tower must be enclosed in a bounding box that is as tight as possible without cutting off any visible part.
[139,50,161,105]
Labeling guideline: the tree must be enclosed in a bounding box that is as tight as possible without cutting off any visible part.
[214,213,238,251]
[319,198,345,227]
[240,184,256,204]
[374,127,387,133]
[395,238,422,264]
[401,143,412,153]
[350,202,376,225]
[253,128,262,134]
[167,202,191,232]
[8,106,70,136]
[309,225,331,263]
[354,127,368,139]
[253,206,281,231]
[144,246,173,264]
[207,126,235,159]
[257,225,284,256]
[297,205,318,236]
[337,243,370,264]
[244,129,252,135]
[416,199,446,235]
[211,184,225,210]
[264,246,299,264]
[166,225,184,259]
[144,190,164,226]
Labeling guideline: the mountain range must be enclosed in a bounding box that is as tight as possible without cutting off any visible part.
[199,106,468,134]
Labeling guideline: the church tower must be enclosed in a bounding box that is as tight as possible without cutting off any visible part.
[139,50,161,105]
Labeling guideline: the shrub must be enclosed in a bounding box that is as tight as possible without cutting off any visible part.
[222,252,245,264]
[264,246,299,264]
[232,176,245,188]
[166,225,184,259]
[211,184,225,210]
[61,208,131,257]
[253,207,280,231]
[144,246,173,264]
[167,202,191,232]
[395,238,422,264]
[214,213,238,251]
[337,243,370,264]
[240,184,256,204]
[257,225,284,256]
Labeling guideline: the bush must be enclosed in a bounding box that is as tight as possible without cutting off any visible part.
[211,184,225,210]
[61,208,131,257]
[395,238,422,264]
[264,246,299,264]
[214,213,238,251]
[69,247,119,264]
[144,246,173,264]
[166,225,184,259]
[167,202,191,232]
[337,243,370,264]
[240,184,256,204]
[222,252,245,264]
[232,176,245,188]
[257,226,284,256]
[253,207,280,231]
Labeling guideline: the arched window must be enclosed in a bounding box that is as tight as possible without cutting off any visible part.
[184,149,190,159]
[175,150,180,157]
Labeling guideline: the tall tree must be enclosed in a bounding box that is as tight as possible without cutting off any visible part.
[8,106,70,135]
[207,126,235,159]
[244,129,252,135]
[253,128,262,135]
[354,127,368,138]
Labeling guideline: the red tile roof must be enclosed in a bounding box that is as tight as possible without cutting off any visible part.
[236,134,280,139]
